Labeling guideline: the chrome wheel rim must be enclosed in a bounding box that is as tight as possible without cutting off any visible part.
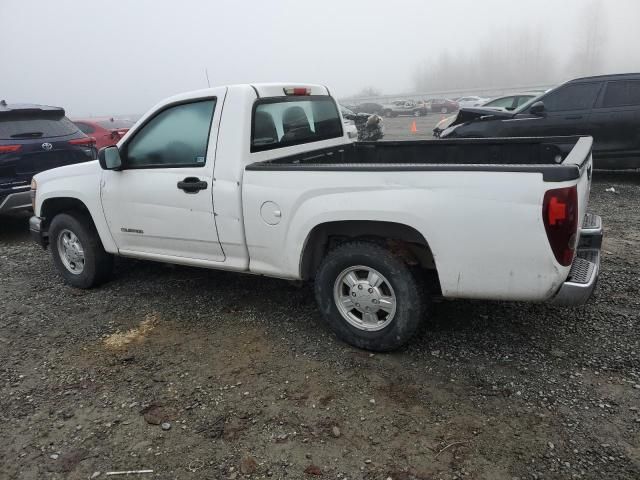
[57,229,85,275]
[333,265,397,332]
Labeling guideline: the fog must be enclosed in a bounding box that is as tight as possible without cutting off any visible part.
[1,0,639,116]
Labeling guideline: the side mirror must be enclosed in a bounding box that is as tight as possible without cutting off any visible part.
[529,101,546,116]
[98,146,123,170]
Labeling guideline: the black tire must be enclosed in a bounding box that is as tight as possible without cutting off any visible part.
[314,241,428,352]
[49,212,113,289]
[384,110,393,118]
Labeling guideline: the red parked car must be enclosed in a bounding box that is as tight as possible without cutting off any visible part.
[72,118,134,150]
[425,98,460,114]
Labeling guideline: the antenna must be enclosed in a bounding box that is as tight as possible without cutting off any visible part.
[204,68,211,88]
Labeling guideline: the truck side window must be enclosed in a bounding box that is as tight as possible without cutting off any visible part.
[125,99,215,168]
[251,97,343,152]
[602,80,640,107]
[542,83,601,112]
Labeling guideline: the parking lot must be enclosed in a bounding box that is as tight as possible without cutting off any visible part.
[1,171,638,480]
[379,114,444,141]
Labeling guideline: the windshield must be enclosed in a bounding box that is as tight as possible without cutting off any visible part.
[340,106,354,116]
[96,119,134,129]
[514,91,547,113]
[0,115,78,140]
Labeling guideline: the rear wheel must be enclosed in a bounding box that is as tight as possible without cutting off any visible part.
[49,212,113,288]
[441,107,449,114]
[384,110,393,118]
[314,241,428,351]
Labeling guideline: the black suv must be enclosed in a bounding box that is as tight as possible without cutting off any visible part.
[0,102,96,215]
[441,73,640,169]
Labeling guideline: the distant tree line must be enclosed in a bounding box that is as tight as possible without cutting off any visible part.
[413,0,607,93]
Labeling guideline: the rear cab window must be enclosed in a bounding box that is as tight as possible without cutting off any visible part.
[251,96,343,152]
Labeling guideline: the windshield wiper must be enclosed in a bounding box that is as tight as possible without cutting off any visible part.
[10,131,43,138]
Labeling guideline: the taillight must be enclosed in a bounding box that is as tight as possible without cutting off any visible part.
[283,87,311,96]
[543,186,578,266]
[69,136,96,146]
[0,144,22,153]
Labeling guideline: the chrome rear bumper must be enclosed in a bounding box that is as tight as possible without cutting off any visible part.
[551,214,602,306]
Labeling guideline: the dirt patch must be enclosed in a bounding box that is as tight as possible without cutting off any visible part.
[103,313,158,350]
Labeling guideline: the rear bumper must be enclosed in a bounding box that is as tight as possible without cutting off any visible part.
[29,215,48,248]
[0,189,31,214]
[551,214,602,306]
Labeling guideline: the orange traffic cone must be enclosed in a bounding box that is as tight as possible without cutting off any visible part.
[410,120,417,134]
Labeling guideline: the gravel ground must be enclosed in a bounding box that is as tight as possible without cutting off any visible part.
[0,172,639,480]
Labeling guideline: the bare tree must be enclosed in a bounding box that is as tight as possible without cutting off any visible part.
[566,0,606,78]
[354,86,382,98]
[412,27,558,93]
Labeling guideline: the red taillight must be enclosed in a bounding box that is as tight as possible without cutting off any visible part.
[543,186,578,266]
[69,136,96,146]
[283,87,311,96]
[0,144,22,153]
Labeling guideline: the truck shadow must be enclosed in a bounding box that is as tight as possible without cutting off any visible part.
[111,258,593,360]
[0,213,30,243]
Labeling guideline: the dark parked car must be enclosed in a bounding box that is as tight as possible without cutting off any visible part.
[440,73,640,169]
[0,102,97,215]
[425,98,459,114]
[353,102,384,115]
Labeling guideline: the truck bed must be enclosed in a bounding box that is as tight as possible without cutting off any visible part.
[246,136,591,182]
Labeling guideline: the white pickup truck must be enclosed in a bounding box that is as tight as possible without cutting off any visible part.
[29,83,603,351]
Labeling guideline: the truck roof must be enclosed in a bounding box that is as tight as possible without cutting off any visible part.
[159,83,332,105]
[250,83,330,98]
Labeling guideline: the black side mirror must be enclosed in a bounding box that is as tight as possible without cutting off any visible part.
[530,101,546,116]
[98,146,123,170]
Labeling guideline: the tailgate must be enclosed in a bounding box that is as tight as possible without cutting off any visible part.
[562,136,593,229]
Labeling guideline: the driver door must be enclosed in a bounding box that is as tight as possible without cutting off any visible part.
[100,92,226,262]
[504,82,602,138]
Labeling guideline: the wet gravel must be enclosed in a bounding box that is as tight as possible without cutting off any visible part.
[0,171,638,480]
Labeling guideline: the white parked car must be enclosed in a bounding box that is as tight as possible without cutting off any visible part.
[456,96,491,108]
[30,83,602,351]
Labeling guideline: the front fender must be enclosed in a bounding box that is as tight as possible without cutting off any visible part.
[35,162,118,254]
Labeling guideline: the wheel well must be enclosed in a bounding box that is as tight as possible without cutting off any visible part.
[41,197,91,228]
[300,220,440,290]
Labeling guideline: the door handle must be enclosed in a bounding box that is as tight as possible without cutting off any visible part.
[565,115,583,120]
[177,177,208,193]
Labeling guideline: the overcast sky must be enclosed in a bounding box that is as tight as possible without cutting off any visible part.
[1,0,639,116]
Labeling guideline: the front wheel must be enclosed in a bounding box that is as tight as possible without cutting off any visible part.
[314,241,428,351]
[49,212,113,288]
